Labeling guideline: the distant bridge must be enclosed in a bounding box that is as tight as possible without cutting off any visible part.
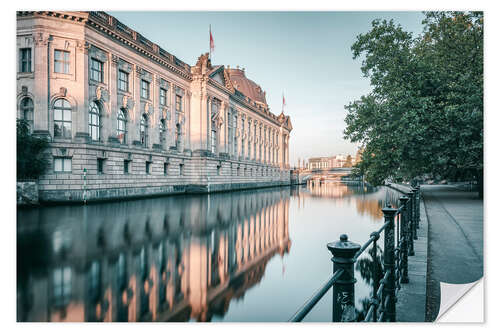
[291,168,355,184]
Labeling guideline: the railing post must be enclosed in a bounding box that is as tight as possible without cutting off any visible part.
[382,206,397,322]
[411,188,418,240]
[327,234,361,322]
[415,185,421,229]
[398,196,410,284]
[407,190,415,256]
[370,231,380,322]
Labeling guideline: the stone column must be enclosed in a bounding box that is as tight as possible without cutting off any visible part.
[207,97,213,153]
[32,32,50,136]
[219,101,227,155]
[169,82,176,149]
[108,54,118,143]
[185,90,191,151]
[285,134,290,168]
[76,40,89,140]
[132,64,141,144]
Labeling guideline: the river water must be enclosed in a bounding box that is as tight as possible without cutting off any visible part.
[17,182,399,322]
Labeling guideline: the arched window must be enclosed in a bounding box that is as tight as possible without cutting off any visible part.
[159,118,166,148]
[53,99,72,138]
[140,114,148,147]
[117,108,127,144]
[20,97,34,131]
[88,101,101,141]
[175,123,181,149]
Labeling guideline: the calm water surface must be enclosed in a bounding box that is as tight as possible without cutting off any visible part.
[17,182,400,322]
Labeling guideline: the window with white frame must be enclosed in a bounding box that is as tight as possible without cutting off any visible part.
[141,80,150,99]
[54,157,72,173]
[21,97,34,131]
[140,114,148,147]
[118,70,129,92]
[54,50,70,74]
[159,118,167,148]
[53,99,72,138]
[175,95,182,112]
[19,48,31,73]
[117,108,127,144]
[175,123,181,149]
[88,101,101,141]
[160,88,167,106]
[90,58,104,82]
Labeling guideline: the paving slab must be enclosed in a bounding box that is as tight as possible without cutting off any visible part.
[395,186,428,322]
[422,185,483,322]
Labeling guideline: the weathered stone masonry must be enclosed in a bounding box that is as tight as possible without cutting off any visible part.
[16,11,292,203]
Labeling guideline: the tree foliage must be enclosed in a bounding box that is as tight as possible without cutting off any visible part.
[17,119,50,180]
[344,12,483,186]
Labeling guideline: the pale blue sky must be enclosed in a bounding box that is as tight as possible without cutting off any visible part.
[109,11,425,166]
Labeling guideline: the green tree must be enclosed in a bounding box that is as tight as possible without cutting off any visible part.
[343,12,483,196]
[17,119,50,180]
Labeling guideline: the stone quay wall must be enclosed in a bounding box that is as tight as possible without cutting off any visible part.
[38,142,290,203]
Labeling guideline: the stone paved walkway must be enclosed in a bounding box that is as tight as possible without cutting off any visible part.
[421,185,483,322]
[388,184,428,322]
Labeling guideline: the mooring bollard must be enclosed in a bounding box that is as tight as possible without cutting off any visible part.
[399,196,410,284]
[327,234,361,322]
[382,206,397,322]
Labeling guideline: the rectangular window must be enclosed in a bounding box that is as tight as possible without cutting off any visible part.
[179,163,184,176]
[217,165,221,176]
[141,80,150,99]
[175,95,182,112]
[97,158,104,174]
[54,50,70,74]
[124,160,130,174]
[54,157,72,172]
[118,70,129,92]
[20,48,31,73]
[160,88,167,106]
[90,58,103,82]
[146,161,151,174]
[163,162,168,175]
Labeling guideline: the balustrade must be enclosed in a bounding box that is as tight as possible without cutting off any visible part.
[289,185,421,322]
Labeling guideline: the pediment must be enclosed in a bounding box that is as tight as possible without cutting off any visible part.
[209,66,225,85]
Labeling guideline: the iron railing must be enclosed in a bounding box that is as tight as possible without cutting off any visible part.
[289,184,421,322]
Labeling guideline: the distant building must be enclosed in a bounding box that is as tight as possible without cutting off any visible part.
[307,154,348,171]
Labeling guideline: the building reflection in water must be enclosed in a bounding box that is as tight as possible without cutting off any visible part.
[17,188,291,322]
[296,181,384,220]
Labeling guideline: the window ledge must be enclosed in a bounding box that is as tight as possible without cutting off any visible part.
[17,72,34,79]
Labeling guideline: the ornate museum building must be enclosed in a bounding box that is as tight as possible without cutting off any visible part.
[16,11,293,202]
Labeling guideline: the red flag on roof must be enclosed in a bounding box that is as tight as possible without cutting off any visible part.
[209,25,214,56]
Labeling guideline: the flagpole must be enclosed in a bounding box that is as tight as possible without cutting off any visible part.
[209,24,211,61]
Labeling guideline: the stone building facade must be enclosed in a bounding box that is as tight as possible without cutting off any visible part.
[16,11,292,203]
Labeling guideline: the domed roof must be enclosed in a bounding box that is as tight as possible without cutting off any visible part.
[226,68,267,105]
